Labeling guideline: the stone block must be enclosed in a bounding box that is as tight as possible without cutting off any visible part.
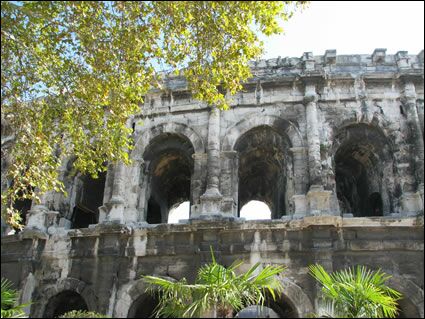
[401,192,423,215]
[372,48,387,64]
[306,186,334,216]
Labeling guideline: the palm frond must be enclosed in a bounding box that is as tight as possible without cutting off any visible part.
[1,278,29,318]
[143,249,286,318]
[309,264,402,318]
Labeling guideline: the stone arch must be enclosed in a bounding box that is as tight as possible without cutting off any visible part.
[142,132,195,223]
[226,115,304,218]
[262,277,314,318]
[329,111,395,147]
[114,277,176,318]
[132,122,205,158]
[222,114,303,152]
[386,275,424,318]
[33,278,98,318]
[331,121,396,216]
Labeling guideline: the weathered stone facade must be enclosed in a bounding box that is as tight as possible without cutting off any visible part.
[1,49,424,318]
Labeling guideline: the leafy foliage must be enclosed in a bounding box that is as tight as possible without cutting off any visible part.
[309,264,402,318]
[58,310,109,318]
[1,1,307,228]
[143,248,286,318]
[1,278,29,318]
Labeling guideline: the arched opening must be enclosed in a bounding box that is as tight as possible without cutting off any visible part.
[235,126,291,219]
[71,171,106,228]
[168,201,190,223]
[264,290,299,318]
[334,124,392,217]
[240,200,272,220]
[236,305,279,318]
[43,290,88,318]
[236,291,298,318]
[397,297,421,318]
[127,293,160,318]
[144,133,194,224]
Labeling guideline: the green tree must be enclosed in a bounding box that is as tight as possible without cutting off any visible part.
[143,249,286,318]
[308,264,402,318]
[1,278,29,318]
[1,1,307,229]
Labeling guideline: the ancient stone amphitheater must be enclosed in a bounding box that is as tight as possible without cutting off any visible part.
[1,49,424,318]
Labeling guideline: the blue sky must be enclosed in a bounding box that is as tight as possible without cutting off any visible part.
[260,1,424,59]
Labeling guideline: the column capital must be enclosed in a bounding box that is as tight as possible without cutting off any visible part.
[289,147,308,156]
[192,152,208,160]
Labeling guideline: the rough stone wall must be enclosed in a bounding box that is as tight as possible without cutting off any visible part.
[1,217,423,318]
[1,49,424,318]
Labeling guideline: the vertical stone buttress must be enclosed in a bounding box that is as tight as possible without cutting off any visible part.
[401,80,424,214]
[304,82,322,186]
[291,147,309,218]
[302,53,334,215]
[198,108,226,218]
[103,162,125,223]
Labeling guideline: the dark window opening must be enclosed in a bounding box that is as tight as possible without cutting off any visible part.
[368,192,383,217]
[71,172,106,229]
[71,205,97,229]
[147,197,162,224]
[12,197,32,231]
[43,291,88,318]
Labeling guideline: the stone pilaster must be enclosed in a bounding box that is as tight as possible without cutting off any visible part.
[304,81,336,216]
[400,81,425,215]
[290,147,308,218]
[197,108,227,220]
[220,151,239,217]
[304,83,322,187]
[190,152,208,218]
[125,156,144,224]
[100,162,125,223]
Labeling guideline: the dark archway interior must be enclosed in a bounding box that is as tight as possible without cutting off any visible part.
[12,197,32,231]
[144,134,194,224]
[72,171,106,228]
[263,291,298,318]
[368,192,383,217]
[127,293,160,318]
[397,297,421,318]
[235,126,289,219]
[335,125,390,217]
[43,290,88,318]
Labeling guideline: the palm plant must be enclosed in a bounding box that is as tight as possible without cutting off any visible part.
[58,310,109,318]
[308,264,402,318]
[1,278,29,318]
[143,248,286,318]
